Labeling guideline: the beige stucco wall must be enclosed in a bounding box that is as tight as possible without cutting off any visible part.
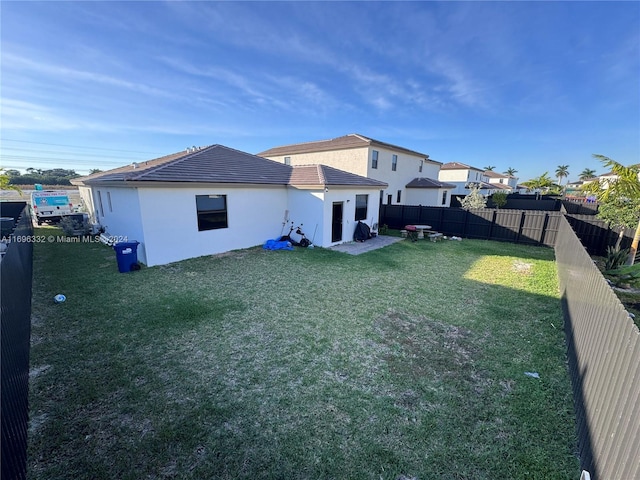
[266,148,369,177]
[266,145,442,206]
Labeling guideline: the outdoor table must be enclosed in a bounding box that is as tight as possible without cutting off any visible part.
[413,225,431,239]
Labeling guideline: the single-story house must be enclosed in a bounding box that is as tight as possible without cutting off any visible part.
[72,145,387,266]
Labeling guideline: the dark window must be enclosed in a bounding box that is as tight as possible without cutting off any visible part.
[442,191,447,205]
[372,150,379,169]
[419,161,423,173]
[397,189,401,203]
[387,194,392,205]
[392,154,398,171]
[284,156,291,165]
[196,195,228,231]
[355,194,368,221]
[97,191,104,217]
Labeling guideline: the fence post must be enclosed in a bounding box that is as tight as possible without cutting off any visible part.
[515,211,526,244]
[540,212,550,246]
[488,210,497,240]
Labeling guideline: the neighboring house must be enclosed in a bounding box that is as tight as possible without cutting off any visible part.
[484,170,518,190]
[404,178,456,206]
[258,133,452,207]
[437,162,499,195]
[72,145,386,267]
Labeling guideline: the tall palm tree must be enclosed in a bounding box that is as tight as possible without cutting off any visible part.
[555,165,570,186]
[484,166,496,171]
[579,168,597,181]
[504,167,518,176]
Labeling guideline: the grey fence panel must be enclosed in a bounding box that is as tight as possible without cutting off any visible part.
[1,203,34,480]
[542,213,561,247]
[519,211,545,244]
[562,200,599,215]
[555,215,640,480]
[492,210,521,242]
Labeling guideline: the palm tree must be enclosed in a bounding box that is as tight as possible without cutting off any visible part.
[555,165,570,186]
[582,155,640,264]
[521,172,554,199]
[504,167,518,176]
[484,166,496,171]
[579,168,597,181]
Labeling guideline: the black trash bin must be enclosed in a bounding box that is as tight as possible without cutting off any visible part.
[113,241,140,273]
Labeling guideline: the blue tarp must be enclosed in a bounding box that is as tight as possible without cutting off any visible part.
[263,239,293,251]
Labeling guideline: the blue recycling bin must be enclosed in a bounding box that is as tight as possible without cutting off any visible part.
[113,241,140,273]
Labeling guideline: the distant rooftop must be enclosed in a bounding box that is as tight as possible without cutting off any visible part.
[258,133,440,164]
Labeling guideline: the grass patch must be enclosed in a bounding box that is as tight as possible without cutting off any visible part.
[28,228,579,479]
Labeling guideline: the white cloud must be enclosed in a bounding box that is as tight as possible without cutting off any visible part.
[3,53,180,100]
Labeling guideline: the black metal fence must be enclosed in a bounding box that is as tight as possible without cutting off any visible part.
[1,202,34,480]
[449,194,600,215]
[381,205,561,247]
[380,205,630,256]
[565,214,634,256]
[555,215,640,480]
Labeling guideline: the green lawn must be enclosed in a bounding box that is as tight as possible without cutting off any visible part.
[28,228,579,479]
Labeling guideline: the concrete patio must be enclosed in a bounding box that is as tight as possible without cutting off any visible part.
[328,234,403,255]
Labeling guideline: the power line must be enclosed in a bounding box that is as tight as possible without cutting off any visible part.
[0,155,130,165]
[1,155,127,166]
[0,151,146,161]
[1,138,164,155]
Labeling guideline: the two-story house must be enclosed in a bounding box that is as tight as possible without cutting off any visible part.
[258,134,454,207]
[484,171,518,190]
[437,162,500,195]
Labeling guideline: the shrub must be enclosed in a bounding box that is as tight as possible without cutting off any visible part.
[492,191,508,209]
[59,216,89,236]
[605,245,629,270]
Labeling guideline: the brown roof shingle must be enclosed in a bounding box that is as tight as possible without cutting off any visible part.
[405,178,456,189]
[440,162,485,171]
[74,145,293,185]
[290,165,387,188]
[73,145,387,189]
[258,133,440,165]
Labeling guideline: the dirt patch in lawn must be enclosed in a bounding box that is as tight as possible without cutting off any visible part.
[374,310,490,392]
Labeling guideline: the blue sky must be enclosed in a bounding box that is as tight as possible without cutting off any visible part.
[1,1,639,182]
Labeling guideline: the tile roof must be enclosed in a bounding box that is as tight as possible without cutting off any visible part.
[484,170,515,179]
[290,165,387,188]
[74,145,293,185]
[72,145,387,189]
[440,162,484,171]
[258,133,440,165]
[405,177,456,189]
[488,182,512,190]
[465,181,510,190]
